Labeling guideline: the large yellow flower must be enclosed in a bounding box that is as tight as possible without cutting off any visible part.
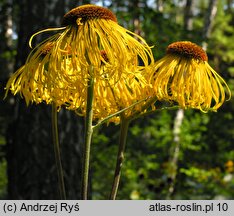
[26,4,153,84]
[7,5,153,102]
[5,46,152,123]
[5,4,154,121]
[150,41,231,112]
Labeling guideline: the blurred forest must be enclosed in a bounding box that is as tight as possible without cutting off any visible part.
[0,0,234,199]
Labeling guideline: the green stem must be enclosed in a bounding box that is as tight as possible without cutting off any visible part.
[51,103,66,200]
[130,105,180,121]
[93,97,148,130]
[130,96,157,120]
[109,116,130,200]
[81,68,94,200]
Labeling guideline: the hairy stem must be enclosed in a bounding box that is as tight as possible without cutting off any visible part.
[109,116,130,199]
[93,97,148,130]
[81,67,94,200]
[51,103,66,199]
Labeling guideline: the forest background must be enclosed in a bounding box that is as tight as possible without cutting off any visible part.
[0,0,234,200]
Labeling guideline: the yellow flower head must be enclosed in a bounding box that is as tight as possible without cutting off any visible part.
[150,41,231,112]
[5,5,154,121]
[27,4,153,83]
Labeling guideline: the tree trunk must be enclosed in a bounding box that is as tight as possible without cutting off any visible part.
[167,109,184,198]
[184,0,195,32]
[156,0,164,12]
[129,0,142,36]
[202,0,218,50]
[0,0,14,80]
[226,0,233,12]
[6,0,85,199]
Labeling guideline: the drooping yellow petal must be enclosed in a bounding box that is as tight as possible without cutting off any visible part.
[5,4,155,123]
[150,41,231,112]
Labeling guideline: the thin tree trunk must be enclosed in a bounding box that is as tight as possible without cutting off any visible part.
[202,0,218,50]
[184,0,195,32]
[0,0,14,80]
[226,0,233,12]
[130,0,142,36]
[156,0,164,12]
[167,109,184,198]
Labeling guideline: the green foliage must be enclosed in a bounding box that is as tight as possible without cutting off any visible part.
[209,0,234,64]
[142,7,183,59]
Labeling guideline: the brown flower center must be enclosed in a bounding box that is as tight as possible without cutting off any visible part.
[166,41,208,61]
[62,4,117,26]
